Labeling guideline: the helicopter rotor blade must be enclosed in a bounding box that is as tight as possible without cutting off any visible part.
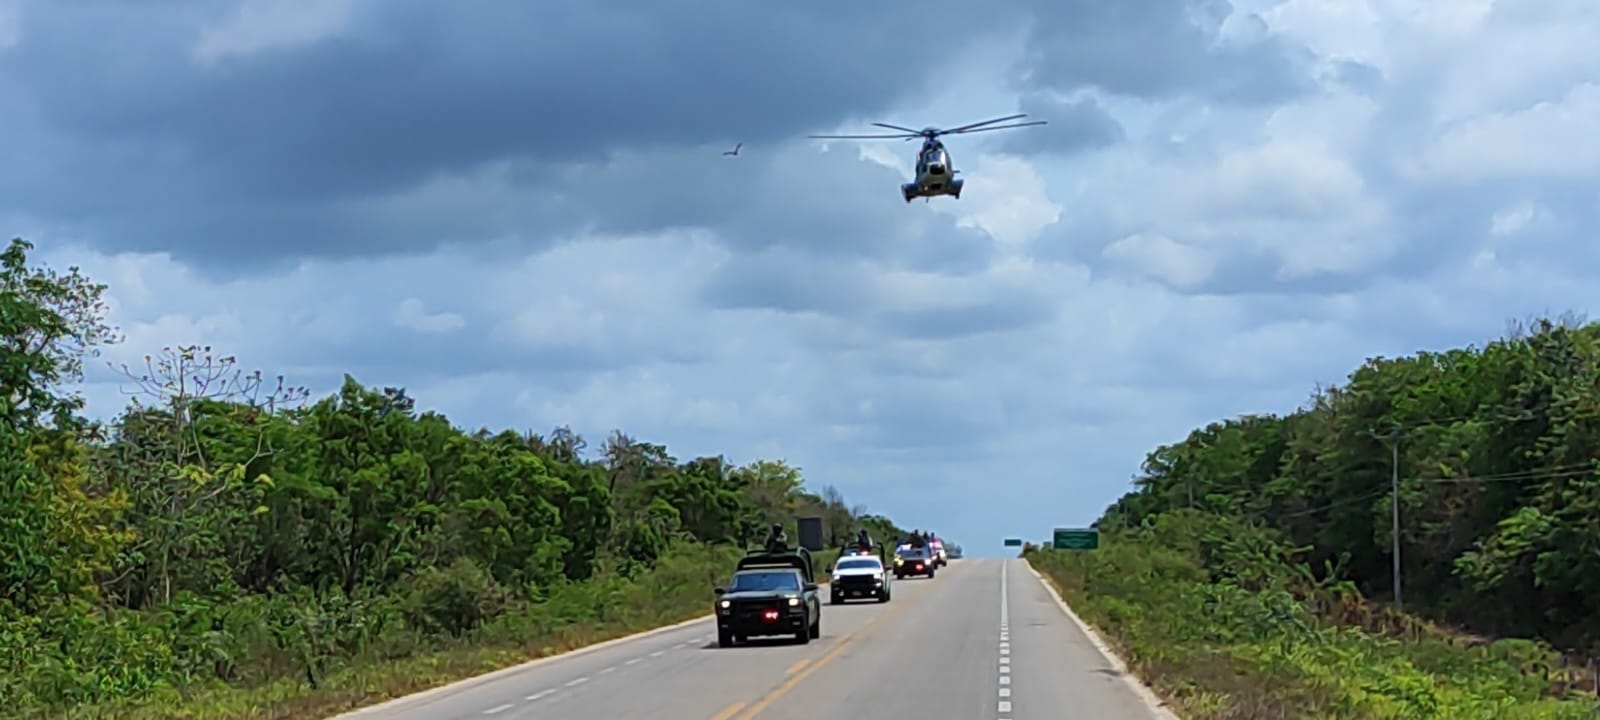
[807,133,918,140]
[945,121,1048,135]
[938,113,1029,135]
[871,122,924,134]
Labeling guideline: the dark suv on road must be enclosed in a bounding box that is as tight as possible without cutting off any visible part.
[714,548,821,647]
[894,546,936,579]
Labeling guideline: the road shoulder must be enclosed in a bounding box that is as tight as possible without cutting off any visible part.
[1023,562,1182,719]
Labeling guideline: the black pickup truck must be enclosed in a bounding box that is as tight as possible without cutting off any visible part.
[893,545,937,579]
[714,548,821,647]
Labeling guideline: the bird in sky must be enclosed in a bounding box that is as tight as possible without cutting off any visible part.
[722,142,742,157]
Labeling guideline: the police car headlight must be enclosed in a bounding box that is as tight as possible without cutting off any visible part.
[720,600,730,608]
[787,597,800,606]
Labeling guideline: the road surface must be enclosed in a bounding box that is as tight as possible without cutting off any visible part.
[335,558,1170,720]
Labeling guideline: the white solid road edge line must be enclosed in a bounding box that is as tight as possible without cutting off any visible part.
[1024,562,1183,720]
[331,612,716,718]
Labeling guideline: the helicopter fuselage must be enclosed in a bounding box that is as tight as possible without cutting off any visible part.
[902,139,963,202]
[806,113,1043,203]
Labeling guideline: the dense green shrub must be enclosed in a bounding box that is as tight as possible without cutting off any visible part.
[1027,514,1599,719]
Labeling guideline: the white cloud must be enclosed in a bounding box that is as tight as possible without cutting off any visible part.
[937,155,1062,251]
[0,0,20,51]
[193,0,357,66]
[1489,201,1552,237]
[392,298,465,334]
[1101,233,1216,289]
[1417,82,1600,183]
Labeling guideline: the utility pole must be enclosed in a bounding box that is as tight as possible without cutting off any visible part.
[1370,427,1404,612]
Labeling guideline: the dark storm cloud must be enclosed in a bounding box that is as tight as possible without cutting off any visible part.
[1015,0,1317,104]
[0,0,1023,264]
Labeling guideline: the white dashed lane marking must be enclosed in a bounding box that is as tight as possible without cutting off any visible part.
[475,633,704,716]
[1000,561,1013,718]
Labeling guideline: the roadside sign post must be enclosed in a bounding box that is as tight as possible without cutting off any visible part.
[1053,527,1099,591]
[1052,528,1099,550]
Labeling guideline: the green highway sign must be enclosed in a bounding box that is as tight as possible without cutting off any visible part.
[1053,528,1099,550]
[1003,537,1022,547]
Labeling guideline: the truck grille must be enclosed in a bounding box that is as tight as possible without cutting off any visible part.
[732,600,783,622]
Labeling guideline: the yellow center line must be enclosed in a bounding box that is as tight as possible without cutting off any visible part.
[729,565,957,720]
[785,658,811,675]
[731,615,882,720]
[709,701,747,720]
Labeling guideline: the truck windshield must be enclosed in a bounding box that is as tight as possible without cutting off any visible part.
[729,570,801,592]
[836,559,879,570]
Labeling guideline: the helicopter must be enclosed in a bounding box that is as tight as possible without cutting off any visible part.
[808,113,1047,203]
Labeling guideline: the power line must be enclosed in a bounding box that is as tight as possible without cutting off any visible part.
[1280,488,1391,518]
[1419,464,1598,484]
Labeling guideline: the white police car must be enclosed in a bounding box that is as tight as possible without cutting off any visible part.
[830,554,891,603]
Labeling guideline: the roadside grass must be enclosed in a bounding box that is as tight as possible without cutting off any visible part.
[48,544,744,720]
[1023,517,1600,720]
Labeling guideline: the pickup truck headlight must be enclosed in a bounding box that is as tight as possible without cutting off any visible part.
[719,600,730,608]
[788,597,801,606]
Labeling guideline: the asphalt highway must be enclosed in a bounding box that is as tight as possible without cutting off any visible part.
[333,558,1174,720]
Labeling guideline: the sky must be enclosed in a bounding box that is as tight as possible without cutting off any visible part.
[5,0,1597,557]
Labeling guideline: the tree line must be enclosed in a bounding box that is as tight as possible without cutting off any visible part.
[1098,313,1600,657]
[0,237,906,714]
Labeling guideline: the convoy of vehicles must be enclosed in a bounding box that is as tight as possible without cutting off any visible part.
[713,526,957,649]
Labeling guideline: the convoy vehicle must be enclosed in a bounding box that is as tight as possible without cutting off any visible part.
[929,537,948,567]
[714,548,821,647]
[830,553,891,603]
[893,546,936,579]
